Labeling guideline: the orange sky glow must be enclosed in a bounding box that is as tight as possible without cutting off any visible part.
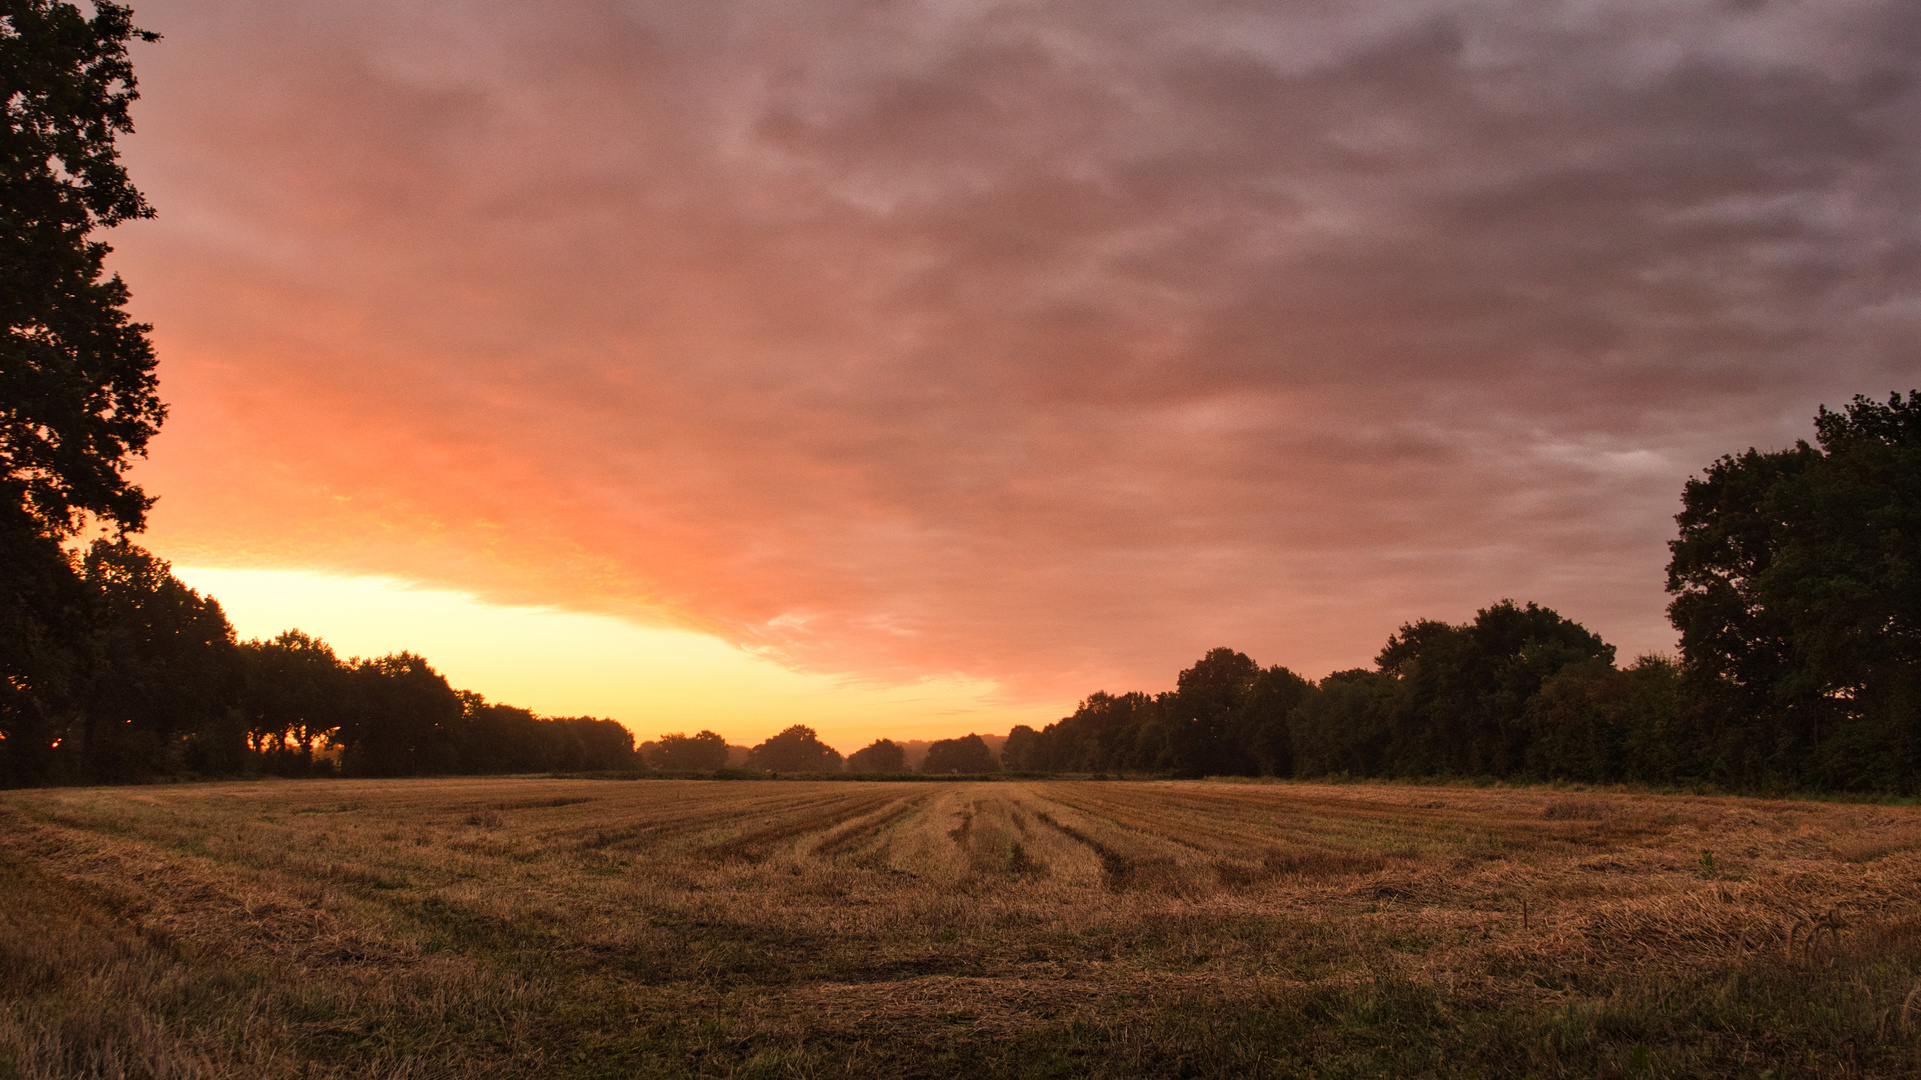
[173,566,1062,751]
[107,0,1921,749]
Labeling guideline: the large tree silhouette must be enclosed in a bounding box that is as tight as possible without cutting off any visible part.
[1,1,163,781]
[921,734,995,774]
[846,738,906,773]
[748,724,843,772]
[1667,391,1921,789]
[646,730,730,771]
[2,0,162,535]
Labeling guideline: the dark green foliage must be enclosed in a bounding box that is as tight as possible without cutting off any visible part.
[1013,655,1312,778]
[1167,647,1261,777]
[325,658,637,777]
[1287,604,1691,785]
[239,634,641,778]
[1243,664,1312,777]
[458,696,550,776]
[1021,691,1160,772]
[1288,668,1408,778]
[644,730,730,771]
[1367,600,1615,777]
[1522,655,1685,784]
[546,716,637,772]
[846,737,906,773]
[748,724,843,772]
[1668,391,1921,792]
[921,733,996,774]
[4,539,257,785]
[1023,605,1636,784]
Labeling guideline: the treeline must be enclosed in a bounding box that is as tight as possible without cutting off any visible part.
[999,603,1676,782]
[0,538,635,786]
[1007,392,1921,795]
[637,726,1001,775]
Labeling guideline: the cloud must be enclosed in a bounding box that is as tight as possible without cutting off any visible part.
[115,0,1921,698]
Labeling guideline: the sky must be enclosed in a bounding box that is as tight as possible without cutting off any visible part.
[107,0,1921,749]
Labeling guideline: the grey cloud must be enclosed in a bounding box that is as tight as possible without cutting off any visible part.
[117,0,1921,697]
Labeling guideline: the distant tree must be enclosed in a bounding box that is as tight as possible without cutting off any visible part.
[647,729,729,771]
[1244,665,1312,776]
[749,724,843,772]
[1168,647,1261,777]
[847,737,907,773]
[457,693,547,774]
[454,700,636,774]
[921,733,995,774]
[1031,691,1159,772]
[1374,600,1614,777]
[1523,655,1684,784]
[1127,693,1182,772]
[999,726,1042,771]
[336,652,462,776]
[548,717,636,771]
[1288,668,1407,778]
[239,629,347,775]
[1667,392,1921,791]
[78,540,241,781]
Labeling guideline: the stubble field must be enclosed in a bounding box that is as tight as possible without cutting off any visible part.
[4,777,1921,1079]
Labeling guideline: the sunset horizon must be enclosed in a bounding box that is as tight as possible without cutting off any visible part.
[10,2,1921,1074]
[93,1,1921,751]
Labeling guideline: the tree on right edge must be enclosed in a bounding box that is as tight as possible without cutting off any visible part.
[1667,391,1921,791]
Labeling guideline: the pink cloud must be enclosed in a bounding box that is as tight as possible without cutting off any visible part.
[114,0,1921,700]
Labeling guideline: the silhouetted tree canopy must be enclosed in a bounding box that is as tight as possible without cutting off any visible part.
[987,393,1920,794]
[847,738,906,773]
[457,695,635,774]
[2,0,163,536]
[1667,391,1921,791]
[999,726,1041,770]
[1,0,165,781]
[335,653,462,777]
[0,507,92,783]
[1522,655,1684,785]
[1288,668,1407,778]
[240,630,346,775]
[1166,647,1261,777]
[645,730,730,771]
[77,541,241,780]
[1370,600,1615,777]
[921,733,995,774]
[748,724,843,772]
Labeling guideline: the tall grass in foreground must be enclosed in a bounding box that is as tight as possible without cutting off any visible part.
[4,779,1921,1078]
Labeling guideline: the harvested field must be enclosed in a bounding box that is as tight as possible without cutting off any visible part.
[4,778,1921,1078]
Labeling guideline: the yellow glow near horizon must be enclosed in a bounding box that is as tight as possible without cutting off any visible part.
[173,567,1069,753]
